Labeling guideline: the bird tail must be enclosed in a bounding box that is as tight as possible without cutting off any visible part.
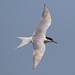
[17,37,32,49]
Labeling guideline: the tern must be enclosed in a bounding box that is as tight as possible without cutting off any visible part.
[17,4,57,70]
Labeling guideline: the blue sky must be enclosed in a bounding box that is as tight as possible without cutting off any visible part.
[0,0,75,75]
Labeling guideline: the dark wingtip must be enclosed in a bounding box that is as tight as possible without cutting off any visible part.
[32,68,34,70]
[44,3,45,5]
[44,3,47,7]
[43,3,49,11]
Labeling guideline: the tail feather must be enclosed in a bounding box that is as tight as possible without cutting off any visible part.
[17,37,32,48]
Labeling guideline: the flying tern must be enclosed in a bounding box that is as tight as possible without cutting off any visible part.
[17,4,57,70]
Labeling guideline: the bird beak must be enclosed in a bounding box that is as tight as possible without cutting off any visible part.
[52,41,57,44]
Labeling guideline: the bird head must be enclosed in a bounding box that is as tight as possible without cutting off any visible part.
[46,37,57,43]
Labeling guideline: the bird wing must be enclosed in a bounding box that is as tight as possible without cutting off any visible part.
[33,4,51,38]
[33,40,45,69]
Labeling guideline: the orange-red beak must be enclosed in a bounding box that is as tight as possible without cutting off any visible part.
[52,41,57,44]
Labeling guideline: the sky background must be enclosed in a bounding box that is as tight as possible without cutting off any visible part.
[0,0,75,75]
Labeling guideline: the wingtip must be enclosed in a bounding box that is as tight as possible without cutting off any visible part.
[44,3,46,6]
[32,67,35,70]
[33,65,36,70]
[44,3,47,8]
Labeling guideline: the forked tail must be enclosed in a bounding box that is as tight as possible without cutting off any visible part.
[17,37,32,48]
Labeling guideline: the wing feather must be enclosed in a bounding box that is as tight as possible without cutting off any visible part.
[33,4,51,38]
[33,40,45,69]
